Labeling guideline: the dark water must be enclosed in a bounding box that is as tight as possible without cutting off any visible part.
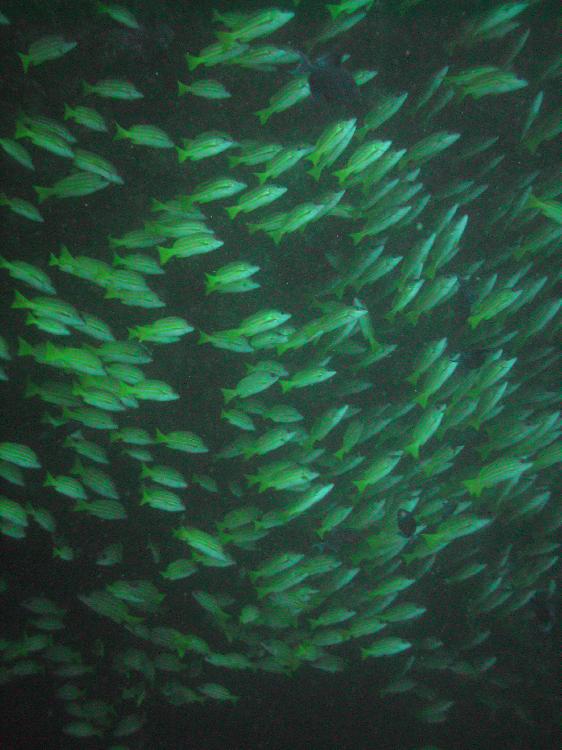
[0,1,560,748]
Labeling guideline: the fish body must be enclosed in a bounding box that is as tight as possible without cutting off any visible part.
[294,51,359,105]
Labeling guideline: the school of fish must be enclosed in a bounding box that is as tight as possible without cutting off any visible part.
[0,1,560,747]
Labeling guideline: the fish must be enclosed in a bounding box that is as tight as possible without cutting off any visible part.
[1,1,560,742]
[292,51,360,106]
[361,637,412,659]
[17,35,77,73]
[397,508,417,537]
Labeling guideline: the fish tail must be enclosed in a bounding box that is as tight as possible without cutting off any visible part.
[185,53,202,71]
[462,478,480,497]
[332,168,348,185]
[404,443,419,460]
[17,52,31,73]
[14,121,29,140]
[12,289,30,309]
[113,121,128,140]
[279,380,291,394]
[17,337,34,357]
[225,205,239,220]
[204,277,216,296]
[33,186,50,203]
[175,146,188,163]
[308,164,322,181]
[255,108,271,126]
[327,5,343,20]
[215,31,234,47]
[157,246,173,266]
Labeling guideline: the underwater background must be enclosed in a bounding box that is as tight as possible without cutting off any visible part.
[0,1,560,748]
